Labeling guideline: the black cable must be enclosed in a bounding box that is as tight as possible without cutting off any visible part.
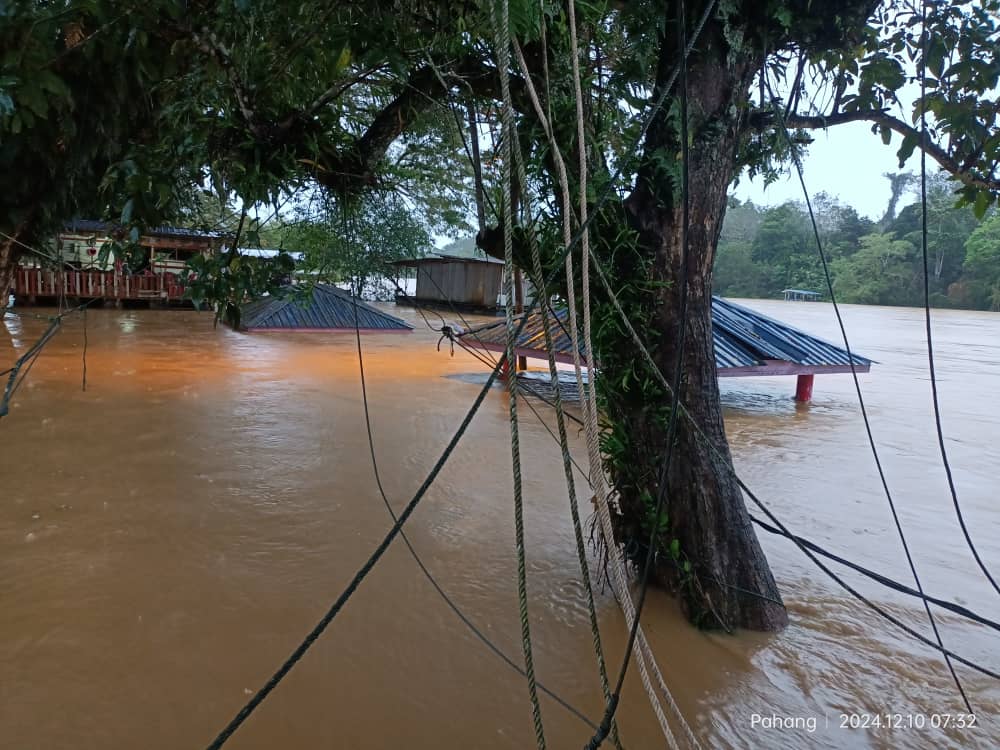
[587,4,695,744]
[735,470,1000,680]
[347,283,599,732]
[575,192,1000,687]
[206,6,718,742]
[2,299,100,418]
[81,305,88,392]
[511,340,1000,634]
[514,350,1000,636]
[749,515,1000,634]
[762,71,972,714]
[917,3,999,598]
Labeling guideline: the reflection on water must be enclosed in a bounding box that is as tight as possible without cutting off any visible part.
[1,300,998,749]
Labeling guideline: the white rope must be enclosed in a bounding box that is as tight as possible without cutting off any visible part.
[564,8,701,746]
[513,28,698,749]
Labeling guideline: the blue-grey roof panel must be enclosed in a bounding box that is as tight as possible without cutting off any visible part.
[240,284,412,331]
[460,296,871,370]
[460,306,588,360]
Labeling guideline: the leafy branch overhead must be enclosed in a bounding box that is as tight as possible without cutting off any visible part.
[747,0,1000,214]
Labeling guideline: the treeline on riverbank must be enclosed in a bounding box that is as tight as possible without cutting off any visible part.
[716,174,1000,311]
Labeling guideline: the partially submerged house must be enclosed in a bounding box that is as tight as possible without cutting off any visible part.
[458,296,872,402]
[392,237,505,311]
[237,284,412,332]
[14,220,225,305]
[53,220,225,273]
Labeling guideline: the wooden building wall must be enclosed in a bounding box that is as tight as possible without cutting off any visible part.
[415,261,502,307]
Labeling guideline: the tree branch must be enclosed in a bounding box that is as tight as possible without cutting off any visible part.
[190,27,263,138]
[308,56,532,196]
[756,108,1000,195]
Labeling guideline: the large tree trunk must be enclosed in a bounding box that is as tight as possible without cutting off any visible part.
[597,16,787,631]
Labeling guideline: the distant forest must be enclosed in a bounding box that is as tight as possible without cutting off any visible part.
[715,173,1000,311]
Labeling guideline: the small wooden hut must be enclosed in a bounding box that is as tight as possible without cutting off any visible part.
[782,289,822,301]
[392,237,505,311]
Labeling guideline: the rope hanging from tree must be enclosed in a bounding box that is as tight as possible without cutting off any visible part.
[492,0,547,746]
[511,7,705,747]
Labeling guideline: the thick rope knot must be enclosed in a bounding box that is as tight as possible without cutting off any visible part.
[436,325,456,356]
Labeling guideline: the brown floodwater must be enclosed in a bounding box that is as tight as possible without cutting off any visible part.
[1,300,998,749]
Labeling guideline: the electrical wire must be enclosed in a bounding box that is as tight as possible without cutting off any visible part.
[347,283,600,733]
[584,236,1000,681]
[509,337,1000,634]
[586,4,696,743]
[762,71,972,713]
[205,5,746,743]
[916,1,999,599]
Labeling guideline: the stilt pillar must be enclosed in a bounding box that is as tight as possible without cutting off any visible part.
[795,373,814,403]
[500,356,512,382]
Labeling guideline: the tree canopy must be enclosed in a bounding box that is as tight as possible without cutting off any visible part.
[714,174,996,309]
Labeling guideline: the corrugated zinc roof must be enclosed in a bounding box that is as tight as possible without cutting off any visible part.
[711,296,870,368]
[459,296,872,371]
[239,284,412,331]
[460,305,588,360]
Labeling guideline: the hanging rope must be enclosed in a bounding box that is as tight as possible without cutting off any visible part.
[514,4,713,743]
[515,353,1000,637]
[916,3,1000,599]
[492,0,546,745]
[347,282,602,732]
[568,0,695,740]
[511,37,681,750]
[760,68,972,713]
[585,2,706,746]
[206,1,725,741]
[509,114,625,750]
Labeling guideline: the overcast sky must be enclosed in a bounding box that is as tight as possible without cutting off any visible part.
[732,118,923,220]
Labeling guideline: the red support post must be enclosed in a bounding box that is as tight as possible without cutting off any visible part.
[795,373,814,403]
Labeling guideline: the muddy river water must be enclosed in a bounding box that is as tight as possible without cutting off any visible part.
[1,300,998,749]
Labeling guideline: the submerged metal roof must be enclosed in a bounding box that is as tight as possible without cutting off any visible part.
[459,297,872,376]
[239,284,412,332]
[461,305,588,362]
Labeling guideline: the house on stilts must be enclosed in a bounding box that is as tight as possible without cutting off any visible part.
[457,296,872,403]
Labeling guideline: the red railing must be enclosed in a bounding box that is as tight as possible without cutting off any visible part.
[13,268,187,302]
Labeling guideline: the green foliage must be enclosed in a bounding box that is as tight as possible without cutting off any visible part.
[831,233,920,304]
[714,177,991,308]
[0,1,193,248]
[275,192,432,297]
[961,214,1000,310]
[0,0,475,284]
[750,202,824,291]
[184,248,296,327]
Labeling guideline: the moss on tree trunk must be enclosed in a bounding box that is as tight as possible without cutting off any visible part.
[594,18,788,631]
